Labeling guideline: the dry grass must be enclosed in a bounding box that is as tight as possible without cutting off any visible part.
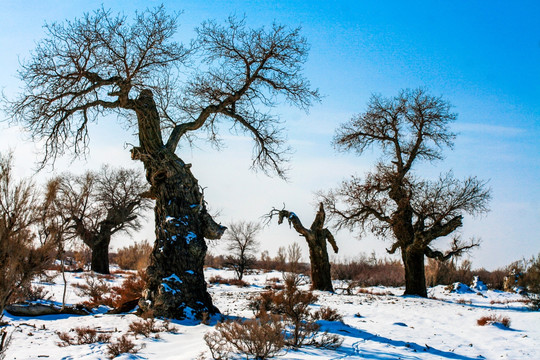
[356,287,393,296]
[477,314,511,328]
[208,275,249,287]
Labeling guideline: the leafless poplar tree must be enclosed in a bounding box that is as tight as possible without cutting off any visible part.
[225,221,260,280]
[321,89,491,297]
[50,166,151,274]
[267,203,338,291]
[6,7,318,318]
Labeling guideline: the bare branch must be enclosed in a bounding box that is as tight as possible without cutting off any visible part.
[424,237,480,261]
[5,6,188,165]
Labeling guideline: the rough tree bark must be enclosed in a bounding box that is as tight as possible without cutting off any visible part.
[72,219,113,274]
[272,203,338,291]
[90,234,111,275]
[131,91,225,318]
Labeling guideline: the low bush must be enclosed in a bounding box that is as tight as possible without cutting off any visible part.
[109,270,147,308]
[57,327,111,346]
[312,306,343,322]
[249,274,342,350]
[113,241,152,271]
[205,311,285,360]
[476,314,511,328]
[128,318,176,338]
[107,335,141,359]
[73,273,113,308]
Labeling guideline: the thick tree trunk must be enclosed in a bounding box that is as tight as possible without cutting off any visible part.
[90,237,111,274]
[277,204,337,292]
[402,245,427,297]
[133,90,225,319]
[307,234,333,292]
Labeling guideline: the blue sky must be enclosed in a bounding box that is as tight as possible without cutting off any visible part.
[1,0,539,270]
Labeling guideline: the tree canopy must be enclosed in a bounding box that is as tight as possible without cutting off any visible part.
[322,89,491,296]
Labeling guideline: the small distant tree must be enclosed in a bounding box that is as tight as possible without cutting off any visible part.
[0,152,55,320]
[52,166,151,274]
[267,203,338,291]
[225,221,261,280]
[322,89,491,297]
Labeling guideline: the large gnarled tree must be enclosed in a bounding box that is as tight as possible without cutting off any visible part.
[321,89,490,297]
[268,203,338,291]
[6,7,318,318]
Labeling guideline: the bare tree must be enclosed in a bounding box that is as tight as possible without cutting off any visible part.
[6,7,319,318]
[267,203,338,291]
[225,221,260,280]
[50,166,151,274]
[321,89,491,297]
[0,152,55,320]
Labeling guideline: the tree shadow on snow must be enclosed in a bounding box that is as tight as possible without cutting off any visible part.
[323,322,480,360]
[429,297,532,314]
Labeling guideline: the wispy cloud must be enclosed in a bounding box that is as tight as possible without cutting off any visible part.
[453,123,526,137]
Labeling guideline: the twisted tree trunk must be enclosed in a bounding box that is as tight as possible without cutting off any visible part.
[275,203,338,292]
[133,90,225,319]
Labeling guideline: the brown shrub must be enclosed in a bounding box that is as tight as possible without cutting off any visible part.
[128,318,176,338]
[72,246,92,270]
[57,327,111,346]
[106,335,140,359]
[312,306,343,322]
[476,314,511,328]
[109,270,147,308]
[114,241,152,270]
[249,275,342,350]
[205,311,285,360]
[265,277,285,290]
[74,273,114,308]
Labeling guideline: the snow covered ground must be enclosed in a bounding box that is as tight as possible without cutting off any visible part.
[2,268,539,359]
